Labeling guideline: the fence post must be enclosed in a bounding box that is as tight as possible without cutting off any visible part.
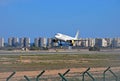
[58,73,68,81]
[24,75,31,81]
[103,67,110,81]
[109,70,118,81]
[36,70,45,81]
[86,72,95,81]
[82,67,95,81]
[82,67,90,81]
[103,67,118,81]
[62,69,70,81]
[6,72,16,81]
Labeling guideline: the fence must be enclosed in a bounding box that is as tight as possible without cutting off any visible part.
[0,67,119,81]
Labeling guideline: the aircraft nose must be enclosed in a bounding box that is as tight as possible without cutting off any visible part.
[55,35,60,38]
[55,33,61,38]
[55,35,58,38]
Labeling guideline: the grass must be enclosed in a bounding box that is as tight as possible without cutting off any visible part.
[0,53,120,81]
[0,53,120,72]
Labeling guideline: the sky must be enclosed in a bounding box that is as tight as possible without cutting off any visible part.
[0,0,120,41]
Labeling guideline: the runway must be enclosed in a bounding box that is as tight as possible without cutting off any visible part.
[0,49,120,55]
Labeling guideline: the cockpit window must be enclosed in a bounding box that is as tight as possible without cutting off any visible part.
[56,33,61,36]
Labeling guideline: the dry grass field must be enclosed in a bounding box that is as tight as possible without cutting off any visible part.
[0,52,120,81]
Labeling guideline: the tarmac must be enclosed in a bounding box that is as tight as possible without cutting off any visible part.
[0,48,120,55]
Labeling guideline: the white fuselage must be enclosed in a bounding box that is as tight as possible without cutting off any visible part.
[55,33,77,41]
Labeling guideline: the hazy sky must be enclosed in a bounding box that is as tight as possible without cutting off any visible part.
[0,0,120,41]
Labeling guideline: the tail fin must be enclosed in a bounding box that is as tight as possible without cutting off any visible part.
[75,30,79,39]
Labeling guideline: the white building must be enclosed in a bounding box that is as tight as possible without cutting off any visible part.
[34,38,40,47]
[81,38,88,47]
[88,38,95,47]
[95,38,107,47]
[0,38,4,47]
[34,37,47,48]
[40,37,47,48]
[8,37,19,47]
[105,38,112,47]
[19,37,30,47]
[112,38,120,47]
[74,38,82,46]
[47,38,52,48]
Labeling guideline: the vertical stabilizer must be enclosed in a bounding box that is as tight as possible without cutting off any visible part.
[75,30,79,39]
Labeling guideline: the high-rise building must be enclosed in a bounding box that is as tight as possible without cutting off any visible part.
[8,37,19,47]
[105,38,112,47]
[40,37,47,47]
[19,38,24,47]
[0,38,4,47]
[8,38,12,46]
[88,38,95,47]
[81,38,88,47]
[112,38,120,48]
[34,37,47,48]
[75,40,82,46]
[95,38,107,47]
[47,38,52,48]
[34,38,40,47]
[19,37,30,47]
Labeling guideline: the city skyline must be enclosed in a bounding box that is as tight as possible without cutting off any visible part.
[1,37,120,47]
[0,0,120,40]
[1,36,120,43]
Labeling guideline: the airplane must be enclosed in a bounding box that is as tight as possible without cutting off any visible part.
[53,30,79,46]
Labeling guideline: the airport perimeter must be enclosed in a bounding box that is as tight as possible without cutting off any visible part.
[0,49,120,81]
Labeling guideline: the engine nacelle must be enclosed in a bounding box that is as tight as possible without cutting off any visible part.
[52,39,58,42]
[69,40,75,46]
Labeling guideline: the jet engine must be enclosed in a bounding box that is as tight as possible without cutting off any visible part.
[69,40,75,46]
[52,39,58,42]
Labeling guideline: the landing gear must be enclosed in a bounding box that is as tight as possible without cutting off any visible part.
[59,43,62,46]
[70,43,73,46]
[59,40,62,46]
[52,39,74,47]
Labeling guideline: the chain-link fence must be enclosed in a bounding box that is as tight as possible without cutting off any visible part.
[0,67,119,81]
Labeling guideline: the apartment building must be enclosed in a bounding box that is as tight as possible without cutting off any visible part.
[95,38,107,47]
[8,37,19,47]
[112,38,120,48]
[0,38,4,47]
[34,37,47,48]
[19,37,30,47]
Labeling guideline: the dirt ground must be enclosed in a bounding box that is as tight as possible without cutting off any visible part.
[0,67,120,81]
[0,50,120,81]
